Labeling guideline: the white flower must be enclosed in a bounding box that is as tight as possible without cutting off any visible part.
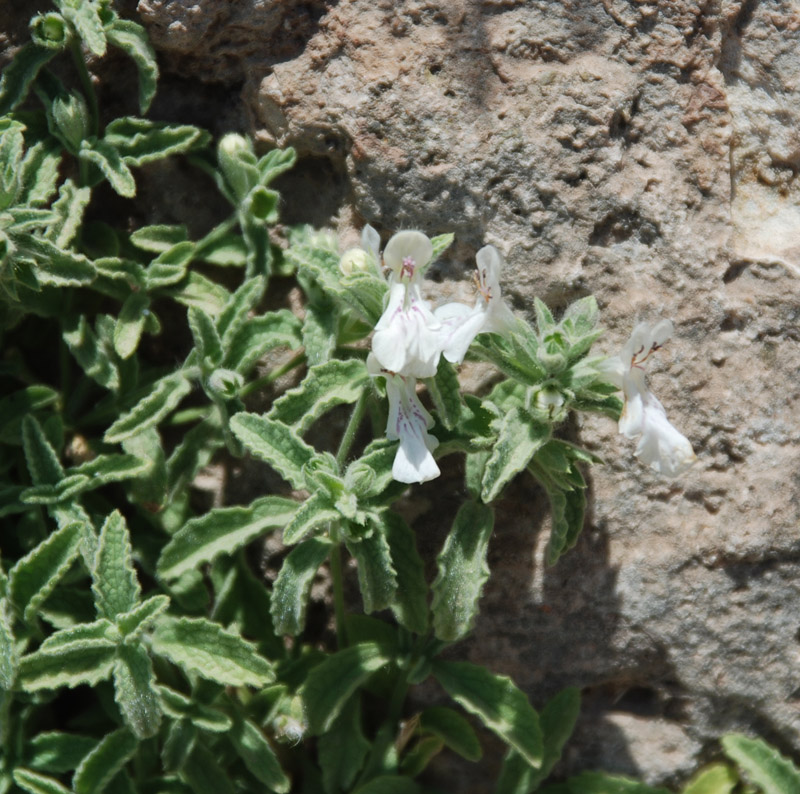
[367,353,440,484]
[435,244,517,364]
[371,230,444,378]
[605,320,696,477]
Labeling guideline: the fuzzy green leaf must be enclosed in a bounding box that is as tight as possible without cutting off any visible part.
[431,502,494,642]
[302,296,338,366]
[18,638,116,691]
[116,594,170,638]
[0,599,15,689]
[166,270,229,314]
[496,687,580,792]
[20,475,92,505]
[19,141,63,207]
[158,685,232,732]
[145,240,195,288]
[73,729,137,794]
[353,777,420,794]
[347,528,397,615]
[230,717,290,792]
[195,229,247,267]
[181,745,234,794]
[257,147,297,184]
[45,179,91,248]
[105,19,158,113]
[63,315,119,391]
[22,415,63,485]
[481,408,550,503]
[80,139,136,197]
[130,224,189,253]
[24,732,98,774]
[431,232,455,261]
[0,385,58,444]
[113,644,162,739]
[70,453,149,489]
[12,769,71,794]
[9,521,82,625]
[544,487,585,566]
[230,412,316,490]
[432,661,543,769]
[553,773,671,793]
[269,359,369,434]
[420,707,482,762]
[271,537,331,636]
[158,496,297,580]
[381,511,429,634]
[216,276,265,348]
[15,235,96,286]
[282,493,339,546]
[302,643,391,735]
[104,372,192,443]
[223,310,302,373]
[721,734,800,794]
[681,764,738,794]
[57,0,106,55]
[114,291,151,359]
[151,616,274,687]
[0,43,56,115]
[318,696,370,794]
[92,510,140,619]
[105,117,209,166]
[426,358,463,430]
[188,305,223,367]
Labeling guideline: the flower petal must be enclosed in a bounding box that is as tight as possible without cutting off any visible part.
[634,392,696,476]
[383,231,433,277]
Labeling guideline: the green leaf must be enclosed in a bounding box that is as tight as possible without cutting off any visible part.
[18,140,62,207]
[105,117,210,166]
[9,521,82,625]
[92,510,140,619]
[426,358,463,430]
[39,617,113,650]
[73,729,137,794]
[496,687,580,793]
[271,537,331,636]
[721,734,800,794]
[0,599,15,689]
[353,776,420,794]
[230,412,316,490]
[80,139,136,197]
[481,408,550,503]
[347,528,397,615]
[150,616,274,687]
[116,594,170,637]
[105,19,158,113]
[269,359,369,434]
[302,643,391,735]
[257,147,297,185]
[181,744,234,794]
[230,717,290,792]
[44,178,91,248]
[0,43,56,115]
[188,306,222,367]
[104,372,192,443]
[432,660,543,768]
[158,685,232,732]
[18,638,116,691]
[681,764,738,794]
[195,228,247,267]
[431,501,494,642]
[318,695,370,794]
[113,643,162,739]
[555,772,671,794]
[166,270,229,313]
[282,493,339,546]
[430,232,455,262]
[12,769,71,794]
[224,309,302,373]
[158,496,297,580]
[57,0,106,55]
[544,487,585,566]
[114,291,151,359]
[70,453,150,490]
[383,511,429,634]
[302,296,338,366]
[216,276,265,349]
[24,732,98,774]
[20,475,91,505]
[15,235,96,286]
[130,224,189,253]
[420,706,482,762]
[145,241,195,289]
[63,315,119,391]
[0,385,58,444]
[22,415,63,485]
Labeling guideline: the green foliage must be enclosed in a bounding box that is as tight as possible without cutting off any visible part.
[720,734,800,794]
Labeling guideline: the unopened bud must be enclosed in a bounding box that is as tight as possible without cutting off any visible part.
[339,247,371,276]
[30,13,68,49]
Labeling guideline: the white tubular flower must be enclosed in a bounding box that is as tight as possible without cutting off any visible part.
[371,230,444,378]
[435,244,517,364]
[607,320,696,477]
[368,354,440,484]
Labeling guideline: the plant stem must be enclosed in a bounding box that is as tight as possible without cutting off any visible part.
[336,390,367,468]
[240,352,306,398]
[329,522,348,649]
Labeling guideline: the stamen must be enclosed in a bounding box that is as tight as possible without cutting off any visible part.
[473,270,492,302]
[401,256,416,279]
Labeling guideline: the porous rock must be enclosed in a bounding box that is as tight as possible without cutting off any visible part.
[136,0,800,788]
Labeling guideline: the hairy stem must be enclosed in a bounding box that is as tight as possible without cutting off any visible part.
[329,523,348,649]
[336,390,367,468]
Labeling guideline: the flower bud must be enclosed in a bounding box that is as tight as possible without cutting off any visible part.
[30,13,68,50]
[218,133,257,202]
[207,368,243,399]
[51,92,90,153]
[339,247,371,276]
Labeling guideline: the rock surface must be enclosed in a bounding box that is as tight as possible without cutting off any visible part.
[99,0,800,787]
